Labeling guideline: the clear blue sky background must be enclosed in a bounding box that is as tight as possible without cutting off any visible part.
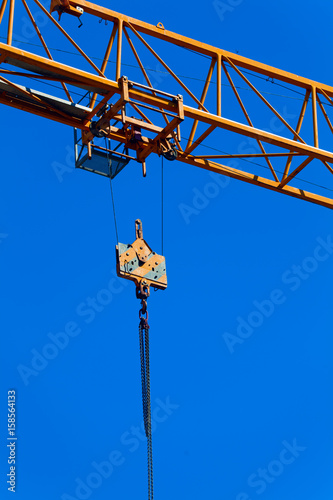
[1,1,333,499]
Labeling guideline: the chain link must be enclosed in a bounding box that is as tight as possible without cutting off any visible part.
[139,312,153,500]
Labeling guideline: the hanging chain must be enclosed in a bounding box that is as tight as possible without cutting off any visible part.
[138,282,153,500]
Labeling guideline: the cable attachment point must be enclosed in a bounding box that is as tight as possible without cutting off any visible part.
[135,219,143,240]
[137,280,150,326]
[161,143,178,161]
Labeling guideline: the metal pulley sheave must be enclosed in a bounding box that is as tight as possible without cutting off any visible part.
[162,144,178,161]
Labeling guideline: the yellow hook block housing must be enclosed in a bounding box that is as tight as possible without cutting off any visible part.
[116,220,167,290]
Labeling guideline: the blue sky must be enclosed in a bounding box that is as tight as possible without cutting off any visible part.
[1,1,333,499]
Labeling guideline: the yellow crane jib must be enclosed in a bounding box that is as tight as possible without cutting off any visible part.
[0,0,332,208]
[116,219,167,294]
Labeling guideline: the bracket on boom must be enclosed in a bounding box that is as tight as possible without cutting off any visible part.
[50,0,83,20]
[78,76,183,178]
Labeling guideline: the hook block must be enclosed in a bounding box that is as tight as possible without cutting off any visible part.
[116,220,167,290]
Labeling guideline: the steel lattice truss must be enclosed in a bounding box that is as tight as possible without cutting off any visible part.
[1,0,333,207]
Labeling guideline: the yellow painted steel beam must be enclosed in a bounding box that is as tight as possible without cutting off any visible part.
[7,0,14,45]
[312,86,319,148]
[90,23,118,108]
[116,19,123,81]
[317,95,333,135]
[34,0,105,77]
[279,157,313,189]
[67,0,333,96]
[0,94,84,127]
[0,2,332,210]
[1,41,333,164]
[282,89,311,181]
[186,57,215,151]
[217,54,222,116]
[222,61,278,182]
[183,107,333,163]
[0,0,8,24]
[178,154,333,210]
[21,0,73,102]
[2,88,332,209]
[0,42,179,111]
